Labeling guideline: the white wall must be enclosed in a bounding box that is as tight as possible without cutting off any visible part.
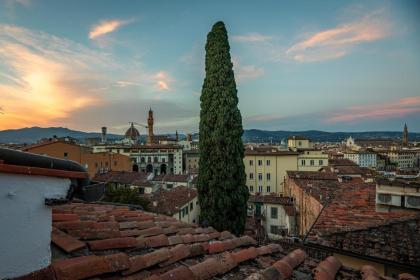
[0,173,71,279]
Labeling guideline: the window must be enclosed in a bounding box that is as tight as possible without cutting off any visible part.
[249,173,254,179]
[249,160,253,166]
[190,202,194,211]
[258,186,263,193]
[298,141,302,146]
[249,186,254,192]
[186,206,189,214]
[148,157,151,163]
[266,160,270,166]
[407,196,420,207]
[258,160,262,166]
[258,173,263,181]
[154,157,158,163]
[310,160,314,166]
[301,160,306,166]
[114,161,117,166]
[64,152,68,158]
[270,225,279,235]
[266,186,271,193]
[319,160,323,166]
[141,157,145,163]
[105,162,108,167]
[266,173,271,181]
[162,158,166,163]
[271,207,278,219]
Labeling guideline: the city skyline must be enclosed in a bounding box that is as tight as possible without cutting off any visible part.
[1,0,420,134]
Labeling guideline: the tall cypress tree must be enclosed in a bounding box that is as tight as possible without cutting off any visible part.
[197,21,249,236]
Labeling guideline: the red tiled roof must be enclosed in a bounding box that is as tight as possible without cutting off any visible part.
[152,174,190,183]
[93,171,150,184]
[329,159,357,166]
[248,194,293,205]
[150,187,198,216]
[245,148,299,156]
[287,170,338,181]
[15,201,419,280]
[290,178,340,204]
[306,182,420,266]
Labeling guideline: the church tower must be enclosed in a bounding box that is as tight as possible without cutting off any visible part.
[402,123,408,146]
[147,108,154,144]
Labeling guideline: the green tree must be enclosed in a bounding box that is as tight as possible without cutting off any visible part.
[197,21,249,235]
[103,184,150,211]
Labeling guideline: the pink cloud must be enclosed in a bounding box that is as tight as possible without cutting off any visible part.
[89,19,131,39]
[326,97,420,124]
[286,10,391,62]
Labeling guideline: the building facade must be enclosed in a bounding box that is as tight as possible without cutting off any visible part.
[244,147,299,194]
[24,140,132,178]
[343,151,377,168]
[297,150,329,171]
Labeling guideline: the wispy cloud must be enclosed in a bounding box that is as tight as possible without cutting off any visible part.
[232,33,273,42]
[89,19,132,39]
[286,9,392,62]
[325,96,420,124]
[232,58,264,82]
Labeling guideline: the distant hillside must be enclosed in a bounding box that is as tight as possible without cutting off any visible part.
[242,129,420,143]
[0,127,122,144]
[1,126,419,144]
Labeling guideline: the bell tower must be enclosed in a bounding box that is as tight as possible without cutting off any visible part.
[402,123,408,147]
[147,108,154,144]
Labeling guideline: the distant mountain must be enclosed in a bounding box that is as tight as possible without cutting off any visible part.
[0,127,123,144]
[242,129,420,143]
[1,126,419,144]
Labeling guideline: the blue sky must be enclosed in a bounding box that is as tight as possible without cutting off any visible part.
[0,0,419,134]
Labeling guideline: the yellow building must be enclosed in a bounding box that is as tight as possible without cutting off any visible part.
[244,147,299,194]
[287,136,311,151]
[297,150,329,171]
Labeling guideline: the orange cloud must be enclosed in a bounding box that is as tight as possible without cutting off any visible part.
[0,24,177,131]
[153,71,173,91]
[286,10,391,62]
[326,96,420,124]
[89,19,130,39]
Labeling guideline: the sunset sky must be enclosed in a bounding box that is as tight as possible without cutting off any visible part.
[0,0,419,134]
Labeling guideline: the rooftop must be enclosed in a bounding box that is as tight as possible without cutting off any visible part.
[287,170,338,181]
[248,194,293,205]
[12,201,419,280]
[93,171,150,185]
[306,182,420,267]
[245,147,299,156]
[149,186,198,216]
[152,174,190,183]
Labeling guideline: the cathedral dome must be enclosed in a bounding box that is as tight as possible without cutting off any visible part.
[125,123,140,141]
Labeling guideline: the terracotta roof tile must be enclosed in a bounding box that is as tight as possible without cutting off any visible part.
[51,227,86,253]
[313,256,342,280]
[88,237,138,250]
[159,244,191,267]
[189,257,220,279]
[123,248,172,275]
[145,234,169,248]
[52,253,130,280]
[306,182,420,267]
[17,201,418,279]
[52,213,79,222]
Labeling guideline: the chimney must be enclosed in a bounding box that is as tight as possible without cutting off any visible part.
[101,127,107,143]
